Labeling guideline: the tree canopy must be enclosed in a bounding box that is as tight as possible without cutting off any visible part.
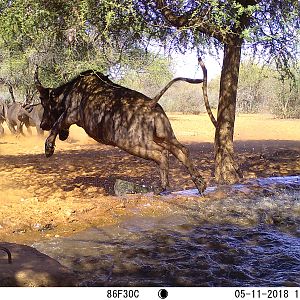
[0,0,299,184]
[0,0,170,98]
[1,1,298,68]
[1,1,298,85]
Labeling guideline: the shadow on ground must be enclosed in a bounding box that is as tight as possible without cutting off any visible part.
[0,140,299,198]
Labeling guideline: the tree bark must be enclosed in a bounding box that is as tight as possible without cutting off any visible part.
[214,41,242,184]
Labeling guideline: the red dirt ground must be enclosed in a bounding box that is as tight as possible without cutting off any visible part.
[0,113,299,244]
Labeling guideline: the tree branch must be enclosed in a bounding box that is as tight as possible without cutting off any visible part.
[154,0,190,27]
[198,57,217,128]
[154,0,224,42]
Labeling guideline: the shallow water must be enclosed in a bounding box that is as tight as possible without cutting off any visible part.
[33,176,300,287]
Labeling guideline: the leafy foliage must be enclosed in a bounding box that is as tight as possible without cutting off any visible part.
[0,0,298,117]
[206,60,300,118]
[0,0,168,101]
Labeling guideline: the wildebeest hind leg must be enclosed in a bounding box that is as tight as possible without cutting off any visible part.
[125,145,170,194]
[158,139,206,194]
[159,149,170,193]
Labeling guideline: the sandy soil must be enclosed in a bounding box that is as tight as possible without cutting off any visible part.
[0,113,299,244]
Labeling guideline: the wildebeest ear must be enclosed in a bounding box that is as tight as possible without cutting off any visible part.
[34,65,47,94]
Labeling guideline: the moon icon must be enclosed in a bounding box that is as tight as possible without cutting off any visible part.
[158,289,168,299]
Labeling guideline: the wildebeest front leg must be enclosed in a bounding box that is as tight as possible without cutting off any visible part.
[45,131,58,157]
[16,121,25,136]
[45,112,69,157]
[7,122,17,135]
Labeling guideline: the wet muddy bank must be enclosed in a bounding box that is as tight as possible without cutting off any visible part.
[1,175,299,246]
[32,176,300,287]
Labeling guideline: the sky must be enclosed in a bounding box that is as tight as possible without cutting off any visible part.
[173,51,222,81]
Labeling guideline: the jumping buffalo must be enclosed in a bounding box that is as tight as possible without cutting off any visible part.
[34,68,207,194]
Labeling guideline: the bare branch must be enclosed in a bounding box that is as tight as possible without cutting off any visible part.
[154,0,224,42]
[198,57,217,127]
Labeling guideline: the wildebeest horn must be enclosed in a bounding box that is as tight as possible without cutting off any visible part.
[34,65,46,93]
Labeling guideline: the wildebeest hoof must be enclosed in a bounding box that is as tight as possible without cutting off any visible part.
[45,141,55,157]
[59,129,69,141]
[194,177,207,195]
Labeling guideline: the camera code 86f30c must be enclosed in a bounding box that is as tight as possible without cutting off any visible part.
[235,289,300,299]
[107,289,139,299]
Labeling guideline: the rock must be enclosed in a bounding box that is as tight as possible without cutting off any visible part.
[0,242,77,286]
[114,179,151,196]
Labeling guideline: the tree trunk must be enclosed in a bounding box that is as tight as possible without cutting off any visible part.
[214,41,242,184]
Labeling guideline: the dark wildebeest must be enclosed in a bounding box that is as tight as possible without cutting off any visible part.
[34,68,207,194]
[18,103,44,136]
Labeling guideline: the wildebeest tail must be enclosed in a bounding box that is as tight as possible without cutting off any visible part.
[149,57,217,127]
[148,77,204,108]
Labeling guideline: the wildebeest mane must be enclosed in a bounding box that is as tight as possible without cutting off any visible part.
[52,70,112,97]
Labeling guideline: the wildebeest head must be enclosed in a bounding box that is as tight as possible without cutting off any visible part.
[17,110,29,123]
[34,66,63,131]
